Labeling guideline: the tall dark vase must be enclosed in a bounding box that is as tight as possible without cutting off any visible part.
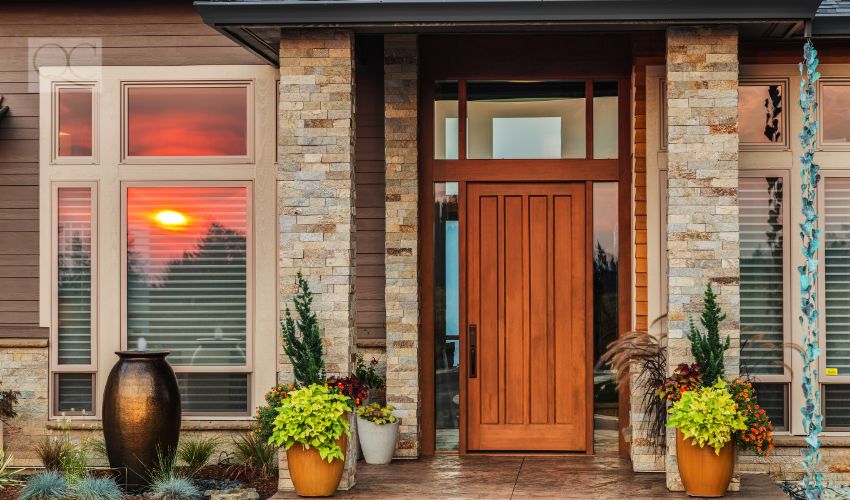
[102,351,181,491]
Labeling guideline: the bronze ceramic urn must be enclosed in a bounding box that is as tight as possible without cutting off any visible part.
[102,351,181,490]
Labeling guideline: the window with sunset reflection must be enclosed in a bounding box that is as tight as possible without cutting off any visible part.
[58,88,93,157]
[126,186,250,413]
[127,86,248,157]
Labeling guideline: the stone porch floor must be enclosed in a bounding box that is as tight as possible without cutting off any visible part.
[274,455,786,499]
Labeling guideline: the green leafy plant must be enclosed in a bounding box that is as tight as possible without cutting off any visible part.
[658,363,702,402]
[253,383,294,443]
[84,437,108,462]
[0,383,19,424]
[0,449,23,489]
[176,436,218,475]
[34,436,72,472]
[270,383,351,463]
[146,445,183,484]
[148,476,200,500]
[74,477,124,500]
[229,432,277,480]
[353,354,385,391]
[356,403,397,425]
[19,471,69,500]
[667,380,747,454]
[281,272,326,387]
[687,283,730,386]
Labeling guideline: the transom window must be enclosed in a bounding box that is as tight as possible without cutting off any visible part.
[738,81,787,148]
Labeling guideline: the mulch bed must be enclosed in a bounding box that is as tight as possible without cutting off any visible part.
[0,485,22,500]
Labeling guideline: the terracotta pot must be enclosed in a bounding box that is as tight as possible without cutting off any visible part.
[102,351,181,491]
[676,429,735,497]
[287,434,348,497]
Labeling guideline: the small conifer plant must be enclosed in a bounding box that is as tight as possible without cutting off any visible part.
[281,272,326,387]
[687,283,730,386]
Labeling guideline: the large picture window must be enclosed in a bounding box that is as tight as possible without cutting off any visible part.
[125,184,251,415]
[42,66,277,420]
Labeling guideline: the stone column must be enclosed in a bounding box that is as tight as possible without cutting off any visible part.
[383,34,420,458]
[278,29,357,491]
[665,26,740,491]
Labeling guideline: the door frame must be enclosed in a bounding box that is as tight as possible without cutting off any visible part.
[418,34,633,456]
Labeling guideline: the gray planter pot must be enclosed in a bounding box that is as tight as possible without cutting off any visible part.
[356,416,399,465]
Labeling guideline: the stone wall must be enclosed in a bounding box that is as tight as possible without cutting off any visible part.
[664,25,740,491]
[383,34,419,458]
[0,340,48,465]
[277,28,358,491]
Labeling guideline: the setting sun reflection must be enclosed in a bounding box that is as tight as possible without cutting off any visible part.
[154,210,188,228]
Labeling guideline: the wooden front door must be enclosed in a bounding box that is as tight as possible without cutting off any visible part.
[466,182,588,452]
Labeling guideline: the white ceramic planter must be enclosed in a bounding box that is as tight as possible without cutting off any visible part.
[356,416,399,465]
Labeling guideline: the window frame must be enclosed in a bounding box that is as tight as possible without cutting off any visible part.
[738,78,790,151]
[50,181,99,418]
[51,82,99,165]
[120,80,255,165]
[119,180,255,379]
[817,78,850,152]
[40,65,279,421]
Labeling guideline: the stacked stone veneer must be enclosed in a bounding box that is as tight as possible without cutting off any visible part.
[383,34,419,458]
[665,26,740,491]
[277,29,357,490]
[0,340,49,464]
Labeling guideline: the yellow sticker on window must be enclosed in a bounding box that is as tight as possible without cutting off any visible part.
[826,367,839,376]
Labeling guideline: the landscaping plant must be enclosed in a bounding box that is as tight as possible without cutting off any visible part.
[34,436,72,472]
[0,449,22,489]
[18,471,69,500]
[658,363,702,402]
[356,403,397,425]
[59,444,88,489]
[327,376,368,407]
[270,383,352,463]
[0,383,19,424]
[281,272,326,387]
[74,477,124,500]
[148,476,201,500]
[176,436,218,475]
[353,354,385,392]
[254,383,294,443]
[230,432,277,480]
[667,380,747,454]
[729,378,774,456]
[687,283,730,386]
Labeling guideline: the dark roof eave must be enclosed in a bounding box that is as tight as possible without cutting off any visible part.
[812,16,850,36]
[195,0,822,27]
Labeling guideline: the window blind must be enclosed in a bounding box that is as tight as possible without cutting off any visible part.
[56,373,94,414]
[824,179,850,376]
[176,373,248,414]
[57,188,93,365]
[739,177,785,375]
[753,383,787,431]
[824,384,850,429]
[126,186,248,368]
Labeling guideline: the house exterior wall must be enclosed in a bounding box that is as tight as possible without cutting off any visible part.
[0,1,269,466]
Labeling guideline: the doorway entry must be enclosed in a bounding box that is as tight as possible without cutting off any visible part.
[419,35,633,456]
[466,183,588,451]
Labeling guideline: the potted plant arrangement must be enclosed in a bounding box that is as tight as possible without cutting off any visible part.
[273,272,360,497]
[665,284,774,497]
[356,403,399,465]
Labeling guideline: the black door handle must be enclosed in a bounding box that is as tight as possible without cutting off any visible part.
[469,324,477,379]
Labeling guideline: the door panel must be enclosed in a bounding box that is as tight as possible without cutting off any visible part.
[467,182,587,452]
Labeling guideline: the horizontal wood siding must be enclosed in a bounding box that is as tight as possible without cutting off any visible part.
[0,1,262,338]
[354,35,387,343]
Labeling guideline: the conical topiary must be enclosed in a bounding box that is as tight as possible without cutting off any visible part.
[281,272,326,387]
[687,283,730,386]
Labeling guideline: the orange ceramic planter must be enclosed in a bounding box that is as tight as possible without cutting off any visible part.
[286,435,348,497]
[676,430,735,497]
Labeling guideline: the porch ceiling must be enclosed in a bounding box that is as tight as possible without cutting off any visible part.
[195,0,824,66]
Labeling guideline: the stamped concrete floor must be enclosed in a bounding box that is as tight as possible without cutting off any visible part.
[274,455,786,499]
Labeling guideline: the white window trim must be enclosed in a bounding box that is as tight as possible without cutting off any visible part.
[39,65,279,420]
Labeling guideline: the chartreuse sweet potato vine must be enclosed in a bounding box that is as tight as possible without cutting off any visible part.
[270,384,351,463]
[666,380,746,455]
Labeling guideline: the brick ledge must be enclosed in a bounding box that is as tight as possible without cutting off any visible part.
[773,435,850,448]
[0,338,48,348]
